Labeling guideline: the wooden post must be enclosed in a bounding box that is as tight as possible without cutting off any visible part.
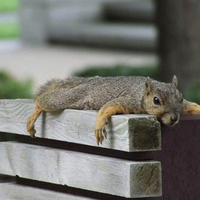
[147,116,200,200]
[156,0,200,92]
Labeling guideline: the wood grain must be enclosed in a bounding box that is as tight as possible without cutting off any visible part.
[0,99,161,152]
[0,183,96,200]
[0,141,162,198]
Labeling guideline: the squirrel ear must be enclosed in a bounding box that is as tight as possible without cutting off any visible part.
[145,77,151,95]
[172,75,178,88]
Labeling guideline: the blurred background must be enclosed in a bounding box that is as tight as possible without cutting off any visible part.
[0,0,200,102]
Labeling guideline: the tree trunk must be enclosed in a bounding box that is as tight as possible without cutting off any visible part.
[156,0,200,93]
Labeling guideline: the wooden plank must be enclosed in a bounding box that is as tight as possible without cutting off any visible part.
[0,183,96,200]
[49,23,157,51]
[0,99,161,152]
[20,0,104,45]
[104,0,155,23]
[0,141,162,198]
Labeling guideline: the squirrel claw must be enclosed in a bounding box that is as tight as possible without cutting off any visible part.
[27,119,36,138]
[28,128,36,138]
[95,128,107,145]
[103,128,107,139]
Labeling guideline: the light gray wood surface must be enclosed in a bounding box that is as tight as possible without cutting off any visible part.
[0,142,162,198]
[0,99,161,152]
[49,24,157,51]
[0,183,96,200]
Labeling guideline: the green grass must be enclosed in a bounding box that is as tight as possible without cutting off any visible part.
[0,22,20,39]
[0,0,19,12]
[0,0,20,39]
[0,71,33,99]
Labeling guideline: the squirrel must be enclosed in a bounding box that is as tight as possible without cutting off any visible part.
[27,76,200,144]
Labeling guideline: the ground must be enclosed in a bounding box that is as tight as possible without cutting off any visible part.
[0,41,158,91]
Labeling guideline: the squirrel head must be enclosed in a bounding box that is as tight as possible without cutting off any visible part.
[143,75,183,126]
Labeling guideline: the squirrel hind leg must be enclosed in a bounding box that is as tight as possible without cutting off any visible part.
[27,87,79,137]
[27,105,43,138]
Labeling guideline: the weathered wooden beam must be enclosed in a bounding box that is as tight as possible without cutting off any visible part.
[0,183,96,200]
[103,0,155,23]
[49,24,157,52]
[0,99,161,152]
[0,141,162,198]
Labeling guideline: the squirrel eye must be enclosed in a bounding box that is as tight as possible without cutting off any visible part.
[153,97,161,105]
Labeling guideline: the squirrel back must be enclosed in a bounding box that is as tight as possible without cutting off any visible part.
[36,76,146,108]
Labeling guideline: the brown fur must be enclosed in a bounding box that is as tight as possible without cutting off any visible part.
[181,101,200,115]
[27,105,43,138]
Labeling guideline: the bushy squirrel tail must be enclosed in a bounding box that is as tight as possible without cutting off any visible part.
[182,100,200,115]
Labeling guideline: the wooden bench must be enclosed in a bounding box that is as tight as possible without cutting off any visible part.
[0,99,200,199]
[20,0,157,51]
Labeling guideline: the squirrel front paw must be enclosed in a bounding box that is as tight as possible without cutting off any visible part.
[95,118,107,145]
[28,128,36,138]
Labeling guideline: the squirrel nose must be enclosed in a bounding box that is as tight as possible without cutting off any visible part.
[171,114,179,124]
